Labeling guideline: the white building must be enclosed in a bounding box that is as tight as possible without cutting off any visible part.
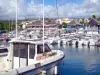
[56,18,73,24]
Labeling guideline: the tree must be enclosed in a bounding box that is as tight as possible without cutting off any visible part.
[92,15,96,19]
[98,17,100,21]
[0,20,16,33]
[80,19,84,24]
[0,23,4,30]
[62,22,67,28]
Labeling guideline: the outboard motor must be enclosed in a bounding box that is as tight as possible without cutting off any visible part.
[88,41,90,47]
[29,34,32,39]
[60,40,63,46]
[75,41,78,47]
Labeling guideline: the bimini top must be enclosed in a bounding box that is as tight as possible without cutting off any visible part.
[10,38,47,45]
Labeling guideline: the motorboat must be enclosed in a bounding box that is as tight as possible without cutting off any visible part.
[0,47,8,57]
[0,38,64,75]
[61,34,72,45]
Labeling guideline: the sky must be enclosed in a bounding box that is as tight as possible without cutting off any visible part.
[26,0,83,6]
[0,0,100,20]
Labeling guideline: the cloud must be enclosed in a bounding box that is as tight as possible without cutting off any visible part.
[0,0,27,20]
[0,0,100,20]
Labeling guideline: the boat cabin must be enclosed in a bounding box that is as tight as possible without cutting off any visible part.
[9,39,51,69]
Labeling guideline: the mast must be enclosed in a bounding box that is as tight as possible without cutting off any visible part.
[11,18,13,31]
[15,0,18,38]
[56,0,61,37]
[56,0,59,19]
[43,0,45,53]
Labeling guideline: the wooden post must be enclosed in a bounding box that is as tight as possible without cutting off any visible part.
[54,66,57,75]
[42,70,46,75]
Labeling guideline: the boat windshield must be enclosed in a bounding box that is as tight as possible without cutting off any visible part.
[0,48,8,53]
[13,43,35,59]
[37,44,51,54]
[13,43,36,68]
[29,44,35,59]
[13,43,28,58]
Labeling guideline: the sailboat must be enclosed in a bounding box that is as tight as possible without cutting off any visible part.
[0,0,64,75]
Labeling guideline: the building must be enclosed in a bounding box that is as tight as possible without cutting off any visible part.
[56,18,72,24]
[66,20,84,33]
[86,19,100,35]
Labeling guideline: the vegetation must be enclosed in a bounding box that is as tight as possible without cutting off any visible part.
[0,23,5,30]
[92,15,96,19]
[0,20,16,33]
[62,22,67,28]
[80,20,84,24]
[97,17,100,21]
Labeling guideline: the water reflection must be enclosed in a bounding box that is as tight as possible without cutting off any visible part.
[51,45,100,75]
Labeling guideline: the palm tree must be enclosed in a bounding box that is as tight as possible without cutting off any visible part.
[62,22,67,28]
[92,15,96,19]
[98,17,100,21]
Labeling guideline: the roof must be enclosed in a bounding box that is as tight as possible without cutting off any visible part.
[10,38,47,45]
[67,20,81,25]
[57,18,72,24]
[87,19,100,26]
[26,23,57,28]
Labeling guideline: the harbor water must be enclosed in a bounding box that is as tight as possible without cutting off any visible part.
[51,45,100,75]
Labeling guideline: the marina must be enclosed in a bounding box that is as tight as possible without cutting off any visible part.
[0,19,100,74]
[51,45,100,75]
[0,0,100,75]
[1,27,100,75]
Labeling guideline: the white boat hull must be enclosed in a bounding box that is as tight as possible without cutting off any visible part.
[0,50,64,75]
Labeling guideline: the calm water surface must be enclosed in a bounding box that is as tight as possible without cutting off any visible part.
[51,45,100,75]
